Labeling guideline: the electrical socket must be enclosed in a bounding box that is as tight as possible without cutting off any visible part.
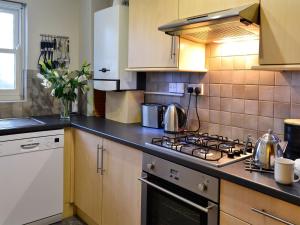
[187,84,204,95]
[169,83,177,93]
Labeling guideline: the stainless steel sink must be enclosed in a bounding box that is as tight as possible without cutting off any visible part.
[0,118,45,130]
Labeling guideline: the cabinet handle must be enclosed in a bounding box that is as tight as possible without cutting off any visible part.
[251,208,295,225]
[97,144,101,174]
[100,146,105,175]
[170,36,174,60]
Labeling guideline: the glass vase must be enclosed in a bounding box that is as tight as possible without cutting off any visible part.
[60,98,71,120]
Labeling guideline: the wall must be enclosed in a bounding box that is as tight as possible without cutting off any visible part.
[0,0,113,118]
[145,39,299,141]
[16,0,81,70]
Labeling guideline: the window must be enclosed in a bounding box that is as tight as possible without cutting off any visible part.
[0,0,26,101]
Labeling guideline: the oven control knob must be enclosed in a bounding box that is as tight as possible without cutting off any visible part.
[147,163,155,170]
[198,183,207,192]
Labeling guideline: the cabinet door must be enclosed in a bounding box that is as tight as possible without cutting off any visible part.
[179,0,258,19]
[260,0,300,65]
[128,0,178,68]
[101,139,142,225]
[74,129,103,225]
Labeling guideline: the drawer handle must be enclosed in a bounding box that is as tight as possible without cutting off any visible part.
[251,208,295,225]
[97,144,105,175]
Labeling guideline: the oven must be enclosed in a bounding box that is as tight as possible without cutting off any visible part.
[140,153,219,225]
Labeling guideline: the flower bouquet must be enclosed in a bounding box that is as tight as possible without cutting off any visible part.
[38,61,92,119]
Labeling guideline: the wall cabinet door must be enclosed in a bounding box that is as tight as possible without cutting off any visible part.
[101,138,142,225]
[179,0,258,19]
[128,0,179,68]
[260,0,300,65]
[74,129,103,225]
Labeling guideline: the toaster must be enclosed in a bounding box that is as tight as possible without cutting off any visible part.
[141,103,165,128]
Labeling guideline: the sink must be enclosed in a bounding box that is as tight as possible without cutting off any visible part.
[0,118,45,130]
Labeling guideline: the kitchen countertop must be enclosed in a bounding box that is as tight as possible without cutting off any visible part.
[1,115,300,206]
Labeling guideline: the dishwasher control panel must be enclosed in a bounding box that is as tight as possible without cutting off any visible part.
[0,129,64,157]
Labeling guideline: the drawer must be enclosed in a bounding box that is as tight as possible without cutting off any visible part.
[220,211,250,225]
[220,180,300,225]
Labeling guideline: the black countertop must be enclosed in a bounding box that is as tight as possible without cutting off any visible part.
[1,115,300,206]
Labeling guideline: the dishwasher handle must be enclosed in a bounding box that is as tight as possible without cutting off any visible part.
[20,143,40,150]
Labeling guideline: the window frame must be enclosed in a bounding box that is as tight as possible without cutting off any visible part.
[0,0,27,102]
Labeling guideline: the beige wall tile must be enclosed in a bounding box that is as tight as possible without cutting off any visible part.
[198,109,209,122]
[259,71,275,85]
[221,56,234,70]
[208,123,220,134]
[209,97,220,110]
[245,70,259,85]
[209,110,220,123]
[231,99,245,113]
[231,113,244,128]
[274,86,291,103]
[220,84,232,98]
[243,129,258,142]
[291,103,300,118]
[199,121,209,133]
[245,85,259,100]
[245,55,259,69]
[220,111,231,125]
[291,72,300,86]
[232,70,245,84]
[258,116,274,132]
[291,87,300,104]
[209,57,222,70]
[219,125,232,139]
[274,102,291,119]
[209,71,220,84]
[232,85,245,99]
[259,101,274,117]
[245,100,258,115]
[275,72,291,86]
[259,86,274,101]
[220,71,232,83]
[231,127,244,140]
[233,56,246,69]
[244,115,258,130]
[220,98,232,112]
[197,96,209,109]
[209,44,221,57]
[274,118,285,135]
[209,84,220,97]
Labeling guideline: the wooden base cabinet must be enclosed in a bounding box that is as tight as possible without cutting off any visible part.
[102,139,142,225]
[74,129,103,225]
[220,180,300,225]
[74,129,142,225]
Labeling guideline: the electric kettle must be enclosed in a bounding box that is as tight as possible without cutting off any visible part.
[164,103,187,133]
[253,129,284,170]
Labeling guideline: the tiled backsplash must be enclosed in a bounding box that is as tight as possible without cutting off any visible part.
[0,70,60,119]
[145,40,300,141]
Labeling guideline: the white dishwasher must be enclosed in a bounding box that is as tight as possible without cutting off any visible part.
[0,129,64,225]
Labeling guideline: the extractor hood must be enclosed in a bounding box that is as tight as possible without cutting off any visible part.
[158,3,260,43]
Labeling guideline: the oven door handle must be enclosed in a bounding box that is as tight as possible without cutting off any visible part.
[138,177,215,213]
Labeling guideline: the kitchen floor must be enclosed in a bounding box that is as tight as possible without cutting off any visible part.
[53,217,86,225]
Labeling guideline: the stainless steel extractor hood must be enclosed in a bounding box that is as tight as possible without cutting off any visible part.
[158,3,260,43]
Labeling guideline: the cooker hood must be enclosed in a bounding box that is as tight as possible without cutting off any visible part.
[158,3,260,43]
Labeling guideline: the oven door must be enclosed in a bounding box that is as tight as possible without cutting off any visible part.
[139,173,218,225]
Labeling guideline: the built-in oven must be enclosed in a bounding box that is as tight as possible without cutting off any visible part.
[140,153,219,225]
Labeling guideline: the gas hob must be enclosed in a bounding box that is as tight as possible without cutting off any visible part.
[145,132,253,167]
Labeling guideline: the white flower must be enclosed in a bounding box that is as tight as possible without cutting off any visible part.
[37,73,44,80]
[50,89,55,96]
[78,75,87,82]
[41,79,52,88]
[53,71,59,78]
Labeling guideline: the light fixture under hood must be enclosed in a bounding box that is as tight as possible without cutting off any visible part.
[158,3,260,44]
